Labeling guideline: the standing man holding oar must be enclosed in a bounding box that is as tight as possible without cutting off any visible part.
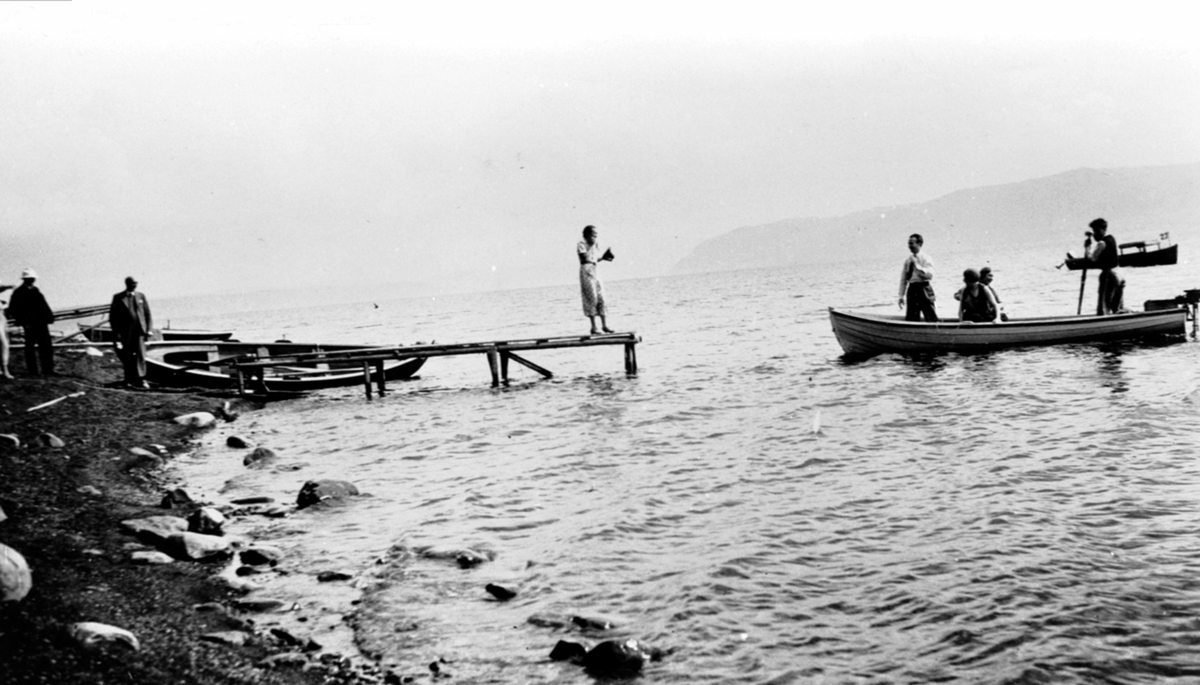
[1084,218,1125,315]
[109,276,153,389]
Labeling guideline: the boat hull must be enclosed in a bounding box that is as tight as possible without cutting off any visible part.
[829,307,1188,358]
[145,341,425,391]
[1064,243,1177,270]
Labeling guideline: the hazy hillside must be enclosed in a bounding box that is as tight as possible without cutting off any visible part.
[672,163,1200,274]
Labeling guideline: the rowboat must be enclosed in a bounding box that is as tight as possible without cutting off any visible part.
[81,325,235,343]
[1063,238,1178,270]
[145,341,425,391]
[828,307,1188,358]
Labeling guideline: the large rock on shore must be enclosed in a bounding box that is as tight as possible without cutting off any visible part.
[296,480,359,509]
[243,447,277,469]
[161,531,232,562]
[1,542,32,602]
[121,516,189,545]
[187,507,227,536]
[582,639,654,677]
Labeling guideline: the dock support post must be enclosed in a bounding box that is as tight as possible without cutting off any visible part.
[236,369,245,396]
[487,347,501,387]
[363,361,373,400]
[500,352,510,384]
[624,342,638,375]
[375,360,387,396]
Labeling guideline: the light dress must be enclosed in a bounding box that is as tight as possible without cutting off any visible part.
[577,240,607,317]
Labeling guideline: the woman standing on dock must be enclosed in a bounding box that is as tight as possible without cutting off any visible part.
[578,225,615,335]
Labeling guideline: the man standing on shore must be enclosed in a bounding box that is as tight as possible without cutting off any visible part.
[5,268,56,376]
[109,276,153,389]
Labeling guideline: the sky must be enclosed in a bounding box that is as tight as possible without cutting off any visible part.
[2,1,1198,307]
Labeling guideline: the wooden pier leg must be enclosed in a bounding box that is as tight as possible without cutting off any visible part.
[363,361,373,400]
[375,360,387,396]
[236,369,245,396]
[487,348,501,387]
[500,352,510,384]
[624,342,638,375]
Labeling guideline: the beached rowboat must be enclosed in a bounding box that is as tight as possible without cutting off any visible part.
[828,307,1188,358]
[82,325,235,343]
[145,341,425,391]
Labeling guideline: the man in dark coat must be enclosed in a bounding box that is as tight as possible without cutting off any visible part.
[109,276,153,388]
[5,268,55,376]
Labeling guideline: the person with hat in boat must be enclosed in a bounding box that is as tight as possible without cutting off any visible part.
[957,268,1001,323]
[898,233,938,321]
[109,276,154,389]
[5,268,56,376]
[1083,218,1125,315]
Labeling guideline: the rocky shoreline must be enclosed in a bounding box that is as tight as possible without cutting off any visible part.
[0,348,396,685]
[2,347,668,683]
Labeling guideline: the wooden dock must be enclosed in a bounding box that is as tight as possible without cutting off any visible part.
[229,332,641,398]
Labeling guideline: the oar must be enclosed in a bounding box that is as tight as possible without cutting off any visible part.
[1076,237,1089,315]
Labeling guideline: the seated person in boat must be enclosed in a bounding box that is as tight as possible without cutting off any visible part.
[979,267,1008,321]
[957,268,1000,323]
[1084,218,1125,315]
[898,233,938,322]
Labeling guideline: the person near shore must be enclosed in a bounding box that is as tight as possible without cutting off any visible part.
[5,268,56,376]
[1084,218,1125,315]
[898,233,938,322]
[578,225,615,335]
[0,282,14,380]
[109,276,153,389]
[958,268,1000,323]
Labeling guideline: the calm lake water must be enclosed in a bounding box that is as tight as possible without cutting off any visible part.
[165,248,1200,684]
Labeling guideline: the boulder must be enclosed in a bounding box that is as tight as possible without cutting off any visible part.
[485,583,517,601]
[243,447,277,469]
[582,639,652,677]
[232,597,289,613]
[240,545,284,566]
[69,622,140,651]
[159,487,194,508]
[1,542,32,602]
[120,516,189,545]
[296,480,359,509]
[174,411,218,428]
[549,640,587,662]
[39,432,66,448]
[317,570,353,583]
[187,507,227,536]
[200,631,248,646]
[131,551,175,565]
[226,435,251,449]
[162,531,232,561]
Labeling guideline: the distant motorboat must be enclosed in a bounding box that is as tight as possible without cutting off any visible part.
[1064,234,1178,270]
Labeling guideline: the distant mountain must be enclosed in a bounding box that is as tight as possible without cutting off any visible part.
[672,163,1200,274]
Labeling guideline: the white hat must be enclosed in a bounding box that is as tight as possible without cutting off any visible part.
[21,268,36,280]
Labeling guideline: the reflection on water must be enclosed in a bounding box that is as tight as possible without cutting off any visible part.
[172,261,1200,684]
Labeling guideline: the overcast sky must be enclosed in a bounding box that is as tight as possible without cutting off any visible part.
[2,2,1198,306]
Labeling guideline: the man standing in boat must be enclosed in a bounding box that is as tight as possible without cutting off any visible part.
[898,233,938,322]
[1084,218,1125,315]
[109,276,153,389]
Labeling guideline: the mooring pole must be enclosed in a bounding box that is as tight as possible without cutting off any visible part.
[362,361,372,400]
[624,342,638,375]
